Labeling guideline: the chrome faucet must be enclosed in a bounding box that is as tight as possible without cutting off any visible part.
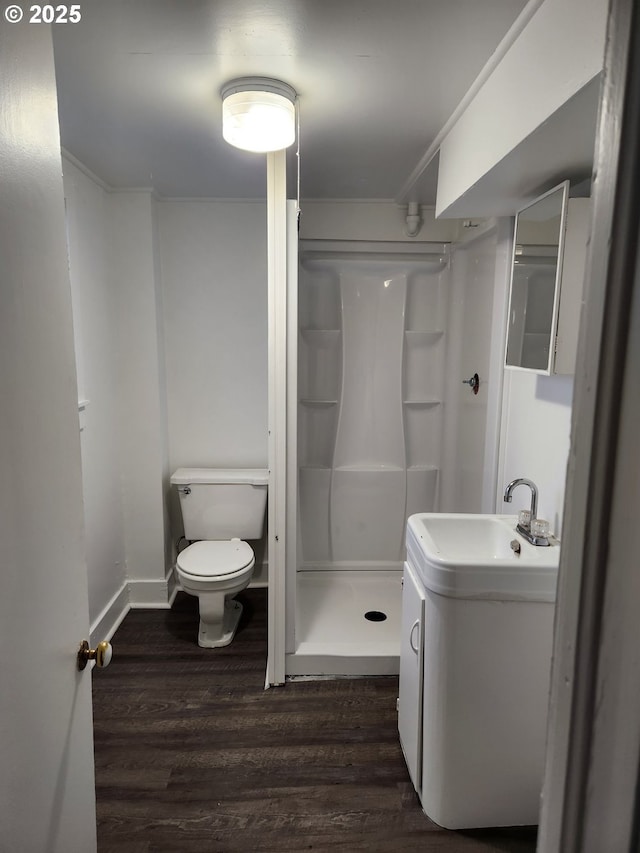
[503,478,549,546]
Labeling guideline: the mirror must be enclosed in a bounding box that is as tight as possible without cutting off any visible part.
[505,181,569,373]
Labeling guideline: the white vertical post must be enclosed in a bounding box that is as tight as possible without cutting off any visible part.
[266,150,288,685]
[285,200,298,655]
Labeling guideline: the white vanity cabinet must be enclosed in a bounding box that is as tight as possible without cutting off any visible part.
[398,513,557,829]
[397,561,425,794]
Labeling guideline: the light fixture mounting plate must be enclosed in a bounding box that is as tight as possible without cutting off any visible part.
[220,77,296,104]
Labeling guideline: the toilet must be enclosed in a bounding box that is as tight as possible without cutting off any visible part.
[170,467,268,648]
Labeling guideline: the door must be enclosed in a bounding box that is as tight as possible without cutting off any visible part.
[0,23,97,853]
[539,1,640,848]
[398,561,426,794]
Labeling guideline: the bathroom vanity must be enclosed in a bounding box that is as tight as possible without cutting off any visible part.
[398,513,559,829]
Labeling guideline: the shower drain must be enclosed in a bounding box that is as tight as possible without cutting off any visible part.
[364,610,387,622]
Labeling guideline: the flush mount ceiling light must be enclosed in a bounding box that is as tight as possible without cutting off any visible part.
[221,77,297,153]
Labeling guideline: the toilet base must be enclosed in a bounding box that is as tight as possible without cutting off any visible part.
[198,598,243,648]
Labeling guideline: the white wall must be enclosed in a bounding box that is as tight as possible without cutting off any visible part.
[441,215,574,532]
[63,156,127,624]
[62,179,271,606]
[440,222,511,513]
[300,201,457,242]
[158,201,268,471]
[157,200,268,571]
[64,157,173,621]
[498,370,573,536]
[152,200,174,579]
[111,191,172,602]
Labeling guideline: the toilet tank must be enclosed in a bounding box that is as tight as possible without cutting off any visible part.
[171,468,268,541]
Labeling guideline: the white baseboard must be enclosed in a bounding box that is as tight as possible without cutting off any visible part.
[90,583,130,647]
[167,580,179,607]
[91,562,264,644]
[90,570,179,645]
[249,557,269,588]
[129,567,177,609]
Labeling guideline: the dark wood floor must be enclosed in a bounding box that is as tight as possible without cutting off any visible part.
[93,589,538,853]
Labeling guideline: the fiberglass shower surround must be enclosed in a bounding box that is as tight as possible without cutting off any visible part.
[298,246,450,572]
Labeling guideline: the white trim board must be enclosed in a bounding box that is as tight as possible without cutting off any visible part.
[128,568,177,608]
[91,571,179,646]
[91,563,268,648]
[89,583,130,647]
[265,151,289,687]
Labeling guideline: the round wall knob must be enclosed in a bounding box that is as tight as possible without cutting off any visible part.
[77,639,113,671]
[462,372,480,395]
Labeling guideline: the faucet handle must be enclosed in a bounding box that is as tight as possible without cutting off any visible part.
[531,518,550,539]
[518,509,531,529]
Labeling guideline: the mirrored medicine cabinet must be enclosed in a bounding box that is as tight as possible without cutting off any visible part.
[505,181,590,376]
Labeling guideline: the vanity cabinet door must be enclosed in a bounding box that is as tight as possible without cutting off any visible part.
[398,560,426,794]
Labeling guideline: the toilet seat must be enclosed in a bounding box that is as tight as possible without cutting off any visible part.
[176,539,254,579]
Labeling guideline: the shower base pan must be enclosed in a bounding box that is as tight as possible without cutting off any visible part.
[286,569,402,676]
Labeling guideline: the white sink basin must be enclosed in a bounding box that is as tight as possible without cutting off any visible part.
[410,513,558,563]
[406,513,560,601]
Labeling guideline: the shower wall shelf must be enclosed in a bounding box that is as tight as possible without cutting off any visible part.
[404,330,444,341]
[403,400,441,406]
[334,464,405,472]
[298,322,342,409]
[300,239,448,260]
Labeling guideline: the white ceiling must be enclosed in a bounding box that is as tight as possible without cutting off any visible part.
[53,0,529,201]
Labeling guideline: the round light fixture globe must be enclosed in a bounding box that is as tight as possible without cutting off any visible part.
[221,77,297,153]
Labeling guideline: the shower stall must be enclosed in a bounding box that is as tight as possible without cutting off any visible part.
[278,225,506,677]
[286,240,450,675]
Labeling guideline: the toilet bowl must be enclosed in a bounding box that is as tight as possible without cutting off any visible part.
[171,467,268,648]
[176,539,255,648]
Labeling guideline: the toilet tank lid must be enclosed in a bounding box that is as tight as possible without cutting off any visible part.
[171,467,269,486]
